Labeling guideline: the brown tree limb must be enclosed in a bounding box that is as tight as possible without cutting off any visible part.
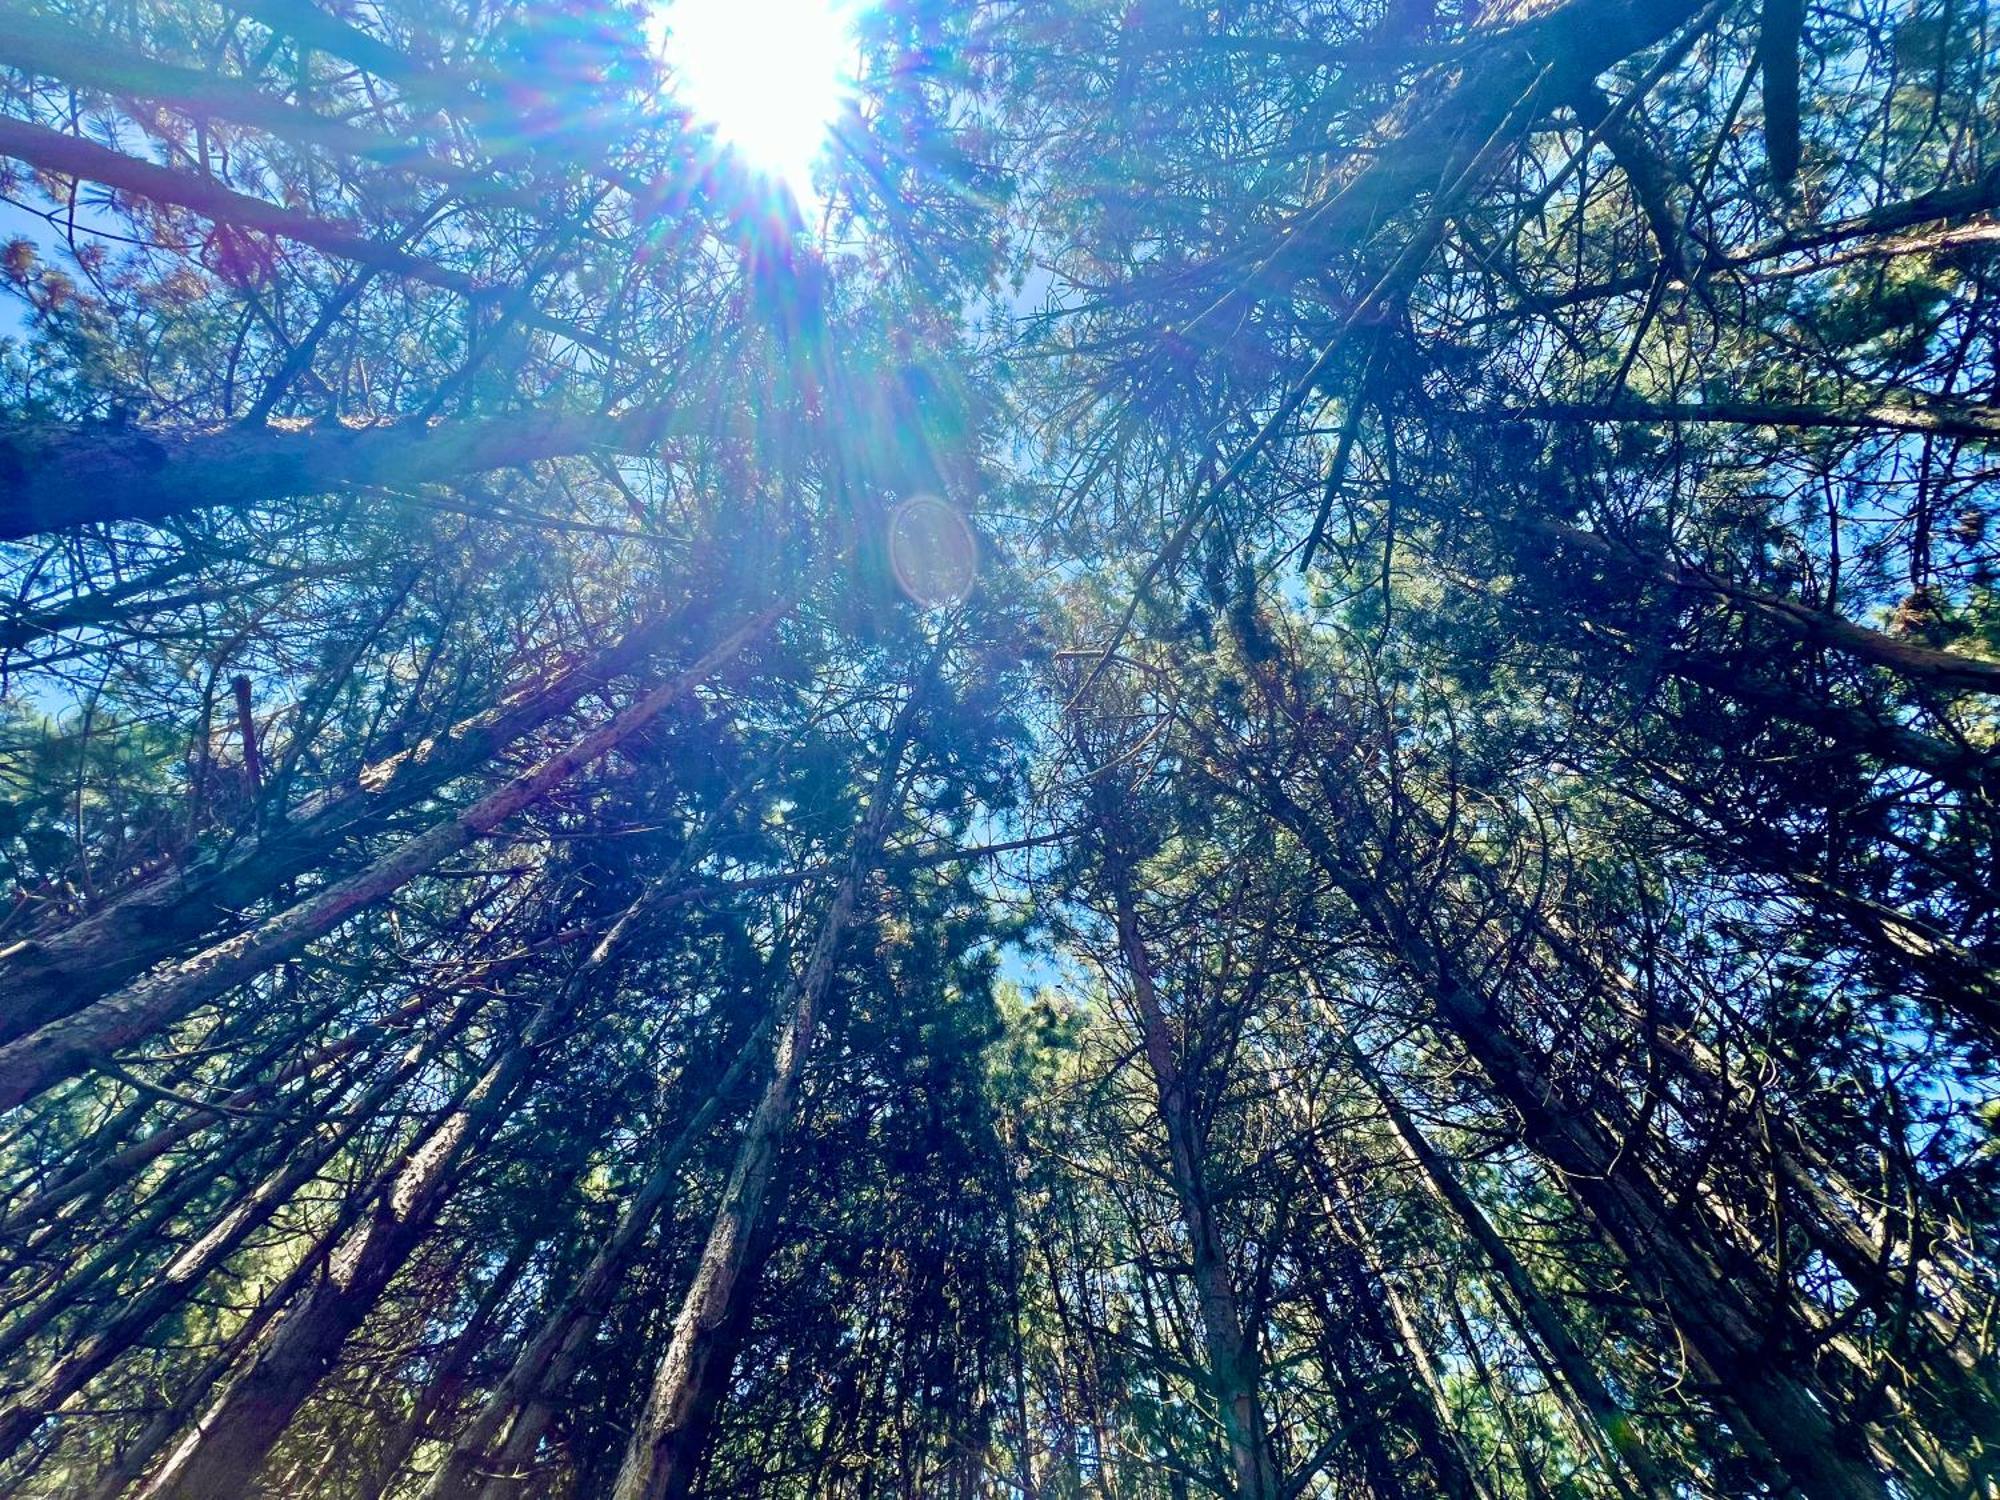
[0,403,693,538]
[0,114,484,293]
[0,602,786,1114]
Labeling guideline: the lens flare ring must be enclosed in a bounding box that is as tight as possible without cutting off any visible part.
[889,496,978,610]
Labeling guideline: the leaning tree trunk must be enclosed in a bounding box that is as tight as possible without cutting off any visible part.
[607,691,917,1500]
[0,979,490,1463]
[1326,1186,1488,1500]
[421,1017,771,1500]
[1250,769,1892,1500]
[1107,868,1280,1500]
[0,598,698,1043]
[0,604,784,1114]
[80,1171,390,1500]
[1328,1016,1677,1500]
[356,1228,543,1500]
[133,1003,545,1500]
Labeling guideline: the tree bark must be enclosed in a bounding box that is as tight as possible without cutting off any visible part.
[1330,1021,1676,1500]
[0,401,694,539]
[0,982,486,1462]
[1109,872,1280,1500]
[0,116,483,295]
[0,604,782,1113]
[1758,0,1804,187]
[1245,769,1892,1500]
[134,1010,536,1500]
[421,1019,770,1500]
[606,695,915,1500]
[0,602,687,1042]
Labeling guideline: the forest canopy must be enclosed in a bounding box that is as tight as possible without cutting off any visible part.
[1,0,1998,1497]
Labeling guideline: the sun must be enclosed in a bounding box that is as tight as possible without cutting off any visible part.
[654,0,860,199]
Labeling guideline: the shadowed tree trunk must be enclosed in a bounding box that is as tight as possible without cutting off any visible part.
[1107,869,1280,1500]
[135,1011,539,1500]
[607,686,919,1500]
[0,604,783,1112]
[0,600,694,1040]
[0,401,691,538]
[421,1018,770,1500]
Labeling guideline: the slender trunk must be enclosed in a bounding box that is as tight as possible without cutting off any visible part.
[1313,1184,1483,1500]
[421,1018,771,1500]
[1584,621,1991,796]
[1253,774,1890,1500]
[0,600,689,1040]
[80,1177,385,1500]
[1492,395,2000,450]
[1446,1293,1562,1500]
[135,1016,535,1500]
[1340,1205,1488,1500]
[2,949,531,1236]
[1517,888,1991,1375]
[1331,1020,1676,1500]
[0,116,483,297]
[1491,171,2000,314]
[0,997,476,1462]
[1108,872,1279,1500]
[649,1194,782,1500]
[358,1232,542,1500]
[0,604,782,1113]
[607,698,915,1500]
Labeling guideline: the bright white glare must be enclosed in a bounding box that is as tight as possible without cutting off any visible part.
[654,0,858,198]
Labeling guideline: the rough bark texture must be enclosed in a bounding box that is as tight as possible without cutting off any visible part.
[0,402,694,539]
[607,710,913,1500]
[1111,875,1280,1500]
[422,1022,769,1500]
[137,1028,530,1500]
[0,606,781,1113]
[0,601,687,1042]
[1254,775,1893,1500]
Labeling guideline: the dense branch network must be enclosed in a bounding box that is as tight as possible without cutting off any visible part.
[0,0,1995,1498]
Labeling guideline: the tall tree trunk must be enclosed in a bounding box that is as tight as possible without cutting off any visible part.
[358,1229,542,1500]
[1328,1016,1676,1500]
[133,1006,541,1500]
[1,947,531,1236]
[0,982,487,1461]
[0,598,707,1039]
[1108,869,1280,1500]
[1332,1196,1488,1500]
[79,1172,387,1500]
[607,691,917,1500]
[420,1017,770,1500]
[1251,772,1891,1500]
[0,604,783,1113]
